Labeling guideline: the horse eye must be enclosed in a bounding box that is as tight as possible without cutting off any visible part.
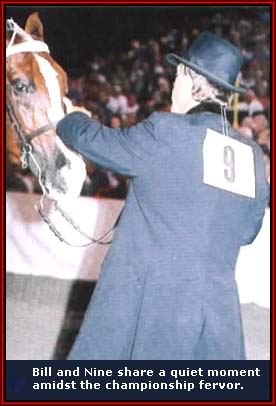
[11,79,34,94]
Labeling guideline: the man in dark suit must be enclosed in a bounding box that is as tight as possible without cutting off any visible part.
[57,32,269,360]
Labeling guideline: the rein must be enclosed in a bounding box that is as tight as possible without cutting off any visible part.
[6,18,118,247]
[37,199,119,247]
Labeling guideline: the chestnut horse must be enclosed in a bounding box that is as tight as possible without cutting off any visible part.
[6,13,116,246]
[6,12,86,201]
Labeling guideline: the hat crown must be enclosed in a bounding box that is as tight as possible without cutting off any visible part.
[186,32,242,86]
[166,32,245,93]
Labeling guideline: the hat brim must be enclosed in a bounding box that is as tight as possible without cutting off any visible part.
[166,53,246,94]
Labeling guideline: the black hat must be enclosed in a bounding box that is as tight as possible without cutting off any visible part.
[166,32,245,94]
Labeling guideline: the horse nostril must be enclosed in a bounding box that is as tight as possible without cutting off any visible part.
[56,151,70,170]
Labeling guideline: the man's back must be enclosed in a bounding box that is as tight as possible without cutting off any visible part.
[57,109,269,360]
[114,111,268,270]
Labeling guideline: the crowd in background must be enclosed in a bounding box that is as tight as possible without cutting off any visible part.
[7,8,270,198]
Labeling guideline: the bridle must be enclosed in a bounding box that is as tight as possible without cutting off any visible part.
[6,19,58,150]
[6,99,57,150]
[6,19,118,247]
[8,104,117,246]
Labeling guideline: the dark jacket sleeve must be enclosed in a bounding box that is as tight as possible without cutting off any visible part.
[57,112,159,176]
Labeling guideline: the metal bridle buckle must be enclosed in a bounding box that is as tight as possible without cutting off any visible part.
[20,143,32,169]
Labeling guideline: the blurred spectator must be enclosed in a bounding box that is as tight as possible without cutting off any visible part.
[259,144,270,185]
[254,129,270,149]
[67,75,84,105]
[107,84,128,114]
[238,116,254,139]
[239,90,264,116]
[253,113,269,134]
[256,80,270,110]
[109,114,123,128]
[124,113,138,127]
[124,93,140,115]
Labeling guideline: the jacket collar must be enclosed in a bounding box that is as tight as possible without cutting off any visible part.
[186,102,222,115]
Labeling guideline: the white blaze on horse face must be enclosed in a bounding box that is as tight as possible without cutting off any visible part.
[35,54,65,122]
[35,54,86,200]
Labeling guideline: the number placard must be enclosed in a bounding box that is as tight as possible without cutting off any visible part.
[203,128,255,198]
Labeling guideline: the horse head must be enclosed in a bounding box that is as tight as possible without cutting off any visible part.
[6,12,86,200]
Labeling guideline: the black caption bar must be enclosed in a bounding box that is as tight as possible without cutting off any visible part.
[5,360,271,402]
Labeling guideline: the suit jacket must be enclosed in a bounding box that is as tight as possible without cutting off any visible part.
[57,110,269,360]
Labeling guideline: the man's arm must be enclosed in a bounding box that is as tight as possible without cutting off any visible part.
[57,111,159,177]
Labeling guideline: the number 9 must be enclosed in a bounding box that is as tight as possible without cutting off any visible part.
[224,145,235,183]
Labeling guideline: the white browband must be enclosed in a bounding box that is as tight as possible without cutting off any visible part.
[6,41,50,58]
[6,18,50,58]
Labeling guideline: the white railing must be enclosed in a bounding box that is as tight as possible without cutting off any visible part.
[6,192,270,308]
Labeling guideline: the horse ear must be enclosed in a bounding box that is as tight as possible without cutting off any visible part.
[25,12,44,41]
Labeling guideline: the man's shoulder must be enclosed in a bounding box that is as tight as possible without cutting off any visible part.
[147,111,194,126]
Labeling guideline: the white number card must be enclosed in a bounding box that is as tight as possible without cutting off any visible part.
[203,128,255,198]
